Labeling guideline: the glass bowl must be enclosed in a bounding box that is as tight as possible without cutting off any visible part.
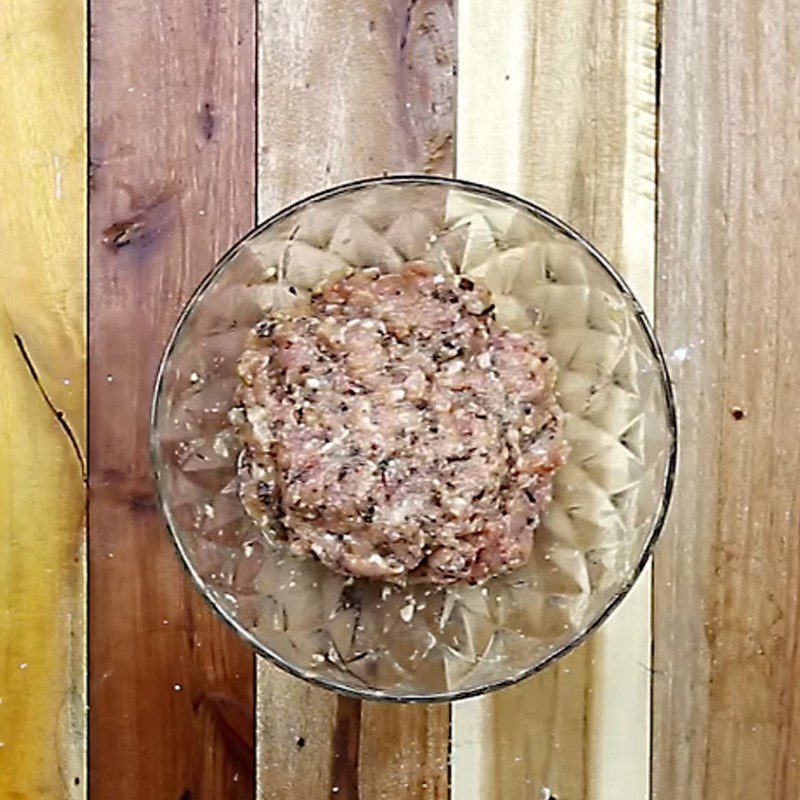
[151,175,676,702]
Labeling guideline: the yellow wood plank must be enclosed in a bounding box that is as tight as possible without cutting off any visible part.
[0,1,86,796]
[654,2,800,797]
[452,2,657,798]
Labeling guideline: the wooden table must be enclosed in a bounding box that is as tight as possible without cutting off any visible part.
[1,1,798,797]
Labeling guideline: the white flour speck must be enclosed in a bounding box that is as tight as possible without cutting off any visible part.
[670,345,692,363]
[53,155,63,200]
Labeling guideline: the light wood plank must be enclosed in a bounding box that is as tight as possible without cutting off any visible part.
[654,2,800,797]
[88,1,257,796]
[453,2,657,798]
[256,2,454,798]
[0,1,86,796]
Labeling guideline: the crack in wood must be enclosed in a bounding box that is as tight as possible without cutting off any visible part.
[13,333,86,481]
[399,0,420,51]
[199,101,215,141]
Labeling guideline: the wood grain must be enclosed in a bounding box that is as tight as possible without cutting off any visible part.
[88,1,257,797]
[0,1,86,796]
[256,2,454,798]
[257,0,455,216]
[453,2,658,798]
[654,1,800,797]
[358,703,451,799]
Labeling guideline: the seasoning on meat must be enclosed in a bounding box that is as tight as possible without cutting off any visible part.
[233,263,568,585]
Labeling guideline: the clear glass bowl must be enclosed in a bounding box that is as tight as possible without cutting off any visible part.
[151,176,676,702]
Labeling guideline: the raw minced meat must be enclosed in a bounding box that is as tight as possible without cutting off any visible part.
[233,263,568,585]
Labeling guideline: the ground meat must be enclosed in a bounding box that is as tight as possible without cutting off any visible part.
[233,263,568,585]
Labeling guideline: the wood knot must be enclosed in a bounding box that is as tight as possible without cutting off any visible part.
[199,101,215,141]
[101,184,180,253]
[103,219,145,249]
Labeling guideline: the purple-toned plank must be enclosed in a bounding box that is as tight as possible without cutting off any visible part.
[89,1,256,796]
[655,1,800,798]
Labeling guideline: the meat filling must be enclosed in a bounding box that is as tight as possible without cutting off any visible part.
[234,263,568,584]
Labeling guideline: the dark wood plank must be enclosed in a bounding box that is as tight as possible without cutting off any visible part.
[88,1,256,796]
[654,1,800,797]
[359,704,451,799]
[256,1,455,797]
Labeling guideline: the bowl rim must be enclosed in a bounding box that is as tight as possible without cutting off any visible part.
[150,173,678,703]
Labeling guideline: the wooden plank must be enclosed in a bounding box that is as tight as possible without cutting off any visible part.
[256,2,454,798]
[452,2,658,798]
[88,1,257,797]
[654,2,800,798]
[0,1,87,796]
[358,704,451,799]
